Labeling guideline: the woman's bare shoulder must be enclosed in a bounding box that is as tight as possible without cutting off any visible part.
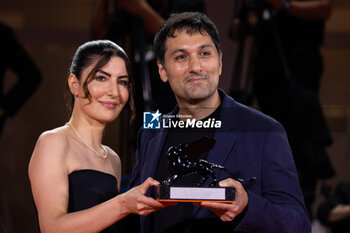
[29,125,70,175]
[39,125,68,141]
[37,125,72,149]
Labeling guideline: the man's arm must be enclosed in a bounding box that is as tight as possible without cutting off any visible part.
[200,123,310,233]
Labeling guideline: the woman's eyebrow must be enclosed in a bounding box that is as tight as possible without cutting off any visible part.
[118,75,129,79]
[96,70,111,77]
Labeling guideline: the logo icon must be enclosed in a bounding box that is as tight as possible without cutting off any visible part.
[143,110,162,129]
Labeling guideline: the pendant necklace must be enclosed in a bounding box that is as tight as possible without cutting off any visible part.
[66,122,108,159]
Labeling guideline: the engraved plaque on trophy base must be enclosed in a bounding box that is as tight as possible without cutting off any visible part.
[153,184,235,203]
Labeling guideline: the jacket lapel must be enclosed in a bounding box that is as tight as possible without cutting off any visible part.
[193,90,238,217]
[207,90,238,178]
[141,128,168,182]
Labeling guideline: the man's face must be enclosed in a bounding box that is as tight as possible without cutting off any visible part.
[157,30,222,106]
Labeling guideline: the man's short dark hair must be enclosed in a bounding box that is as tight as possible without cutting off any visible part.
[154,12,222,65]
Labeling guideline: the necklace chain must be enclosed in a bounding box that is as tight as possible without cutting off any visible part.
[66,122,108,159]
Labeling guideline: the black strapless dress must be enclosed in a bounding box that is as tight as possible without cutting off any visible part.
[68,169,120,233]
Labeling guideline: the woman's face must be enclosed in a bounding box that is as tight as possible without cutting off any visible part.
[74,56,130,123]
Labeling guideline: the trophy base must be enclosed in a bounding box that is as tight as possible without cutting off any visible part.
[153,184,235,203]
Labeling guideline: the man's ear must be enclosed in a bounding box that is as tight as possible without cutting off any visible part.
[157,60,168,83]
[68,74,80,96]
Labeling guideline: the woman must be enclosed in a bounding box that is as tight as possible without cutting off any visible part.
[28,40,164,233]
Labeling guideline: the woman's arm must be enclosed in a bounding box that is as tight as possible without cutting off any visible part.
[29,130,164,233]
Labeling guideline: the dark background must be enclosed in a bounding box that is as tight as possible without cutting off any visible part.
[0,0,349,232]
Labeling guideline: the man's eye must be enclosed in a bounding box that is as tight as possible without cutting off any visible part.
[175,55,186,61]
[200,51,210,56]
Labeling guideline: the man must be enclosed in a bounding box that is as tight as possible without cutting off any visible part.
[131,12,310,233]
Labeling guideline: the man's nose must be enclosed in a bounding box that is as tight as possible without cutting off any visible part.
[189,55,202,73]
